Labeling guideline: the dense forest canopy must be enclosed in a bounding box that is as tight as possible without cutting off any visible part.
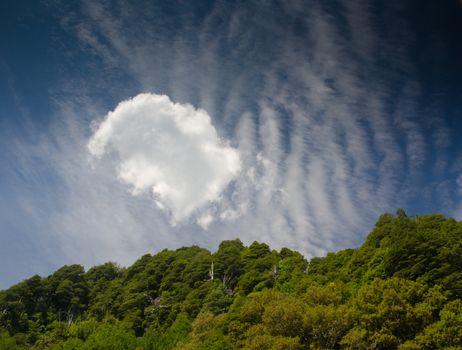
[1,211,461,349]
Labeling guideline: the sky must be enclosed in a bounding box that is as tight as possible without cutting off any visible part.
[1,0,462,289]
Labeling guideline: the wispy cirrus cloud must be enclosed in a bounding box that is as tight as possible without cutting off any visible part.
[50,0,458,255]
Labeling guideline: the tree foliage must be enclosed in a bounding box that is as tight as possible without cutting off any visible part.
[0,212,461,349]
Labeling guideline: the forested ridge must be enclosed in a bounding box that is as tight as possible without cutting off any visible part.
[1,211,462,349]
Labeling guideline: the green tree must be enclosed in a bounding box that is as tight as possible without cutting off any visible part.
[400,299,462,349]
[213,239,244,291]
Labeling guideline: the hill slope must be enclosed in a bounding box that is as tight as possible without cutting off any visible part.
[1,211,461,349]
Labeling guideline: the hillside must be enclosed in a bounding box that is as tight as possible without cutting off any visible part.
[1,211,461,349]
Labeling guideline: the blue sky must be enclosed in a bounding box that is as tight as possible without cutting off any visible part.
[1,0,462,289]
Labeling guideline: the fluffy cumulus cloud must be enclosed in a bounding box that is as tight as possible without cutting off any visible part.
[88,93,241,223]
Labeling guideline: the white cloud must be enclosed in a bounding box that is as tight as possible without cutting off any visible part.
[457,175,462,195]
[62,0,457,257]
[197,212,214,230]
[88,93,241,222]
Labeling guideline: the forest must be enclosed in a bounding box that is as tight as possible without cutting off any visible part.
[1,211,461,349]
